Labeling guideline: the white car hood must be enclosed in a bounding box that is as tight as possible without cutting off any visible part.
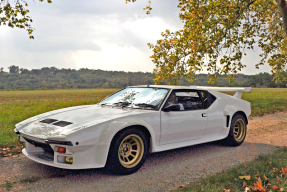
[17,105,145,139]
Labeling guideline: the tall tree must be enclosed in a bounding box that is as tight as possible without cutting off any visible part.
[127,0,287,85]
[8,65,20,73]
[0,0,52,39]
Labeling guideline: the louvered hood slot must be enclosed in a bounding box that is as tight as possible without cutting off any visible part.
[53,121,73,127]
[40,119,58,124]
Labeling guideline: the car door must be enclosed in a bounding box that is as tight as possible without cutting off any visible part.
[200,91,225,137]
[159,89,208,145]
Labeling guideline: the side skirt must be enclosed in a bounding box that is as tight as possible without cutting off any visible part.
[151,135,227,153]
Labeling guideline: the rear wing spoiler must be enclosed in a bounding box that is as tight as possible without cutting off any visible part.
[189,86,251,99]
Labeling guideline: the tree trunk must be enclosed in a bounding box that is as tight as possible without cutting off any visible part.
[276,0,287,36]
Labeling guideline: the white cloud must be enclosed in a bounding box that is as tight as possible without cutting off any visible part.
[73,44,151,72]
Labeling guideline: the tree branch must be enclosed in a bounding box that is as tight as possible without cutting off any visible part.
[276,0,287,36]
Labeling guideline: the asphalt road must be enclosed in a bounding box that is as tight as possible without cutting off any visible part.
[1,111,286,192]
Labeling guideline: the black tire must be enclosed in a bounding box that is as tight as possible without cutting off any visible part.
[223,114,247,146]
[105,128,149,175]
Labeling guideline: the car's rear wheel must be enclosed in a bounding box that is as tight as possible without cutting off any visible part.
[223,114,247,146]
[106,128,148,175]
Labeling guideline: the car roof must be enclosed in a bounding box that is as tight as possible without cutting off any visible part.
[127,85,251,99]
[128,85,205,90]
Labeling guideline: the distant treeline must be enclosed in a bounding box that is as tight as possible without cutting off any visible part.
[0,65,286,89]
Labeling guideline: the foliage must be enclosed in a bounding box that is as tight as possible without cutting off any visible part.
[128,0,287,85]
[8,65,19,74]
[0,66,155,89]
[0,66,286,89]
[0,0,52,39]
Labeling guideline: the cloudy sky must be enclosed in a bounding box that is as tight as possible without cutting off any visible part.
[0,0,271,74]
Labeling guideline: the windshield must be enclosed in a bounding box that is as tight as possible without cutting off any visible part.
[98,87,169,110]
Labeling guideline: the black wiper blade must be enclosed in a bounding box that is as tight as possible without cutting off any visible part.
[134,103,157,109]
[112,102,131,107]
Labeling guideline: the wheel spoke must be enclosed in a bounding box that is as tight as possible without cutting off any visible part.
[125,157,130,162]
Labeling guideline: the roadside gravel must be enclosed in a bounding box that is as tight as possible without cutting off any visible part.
[0,111,286,192]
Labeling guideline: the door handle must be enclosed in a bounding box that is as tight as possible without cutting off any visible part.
[202,113,207,117]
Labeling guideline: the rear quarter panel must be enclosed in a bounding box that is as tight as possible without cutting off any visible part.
[206,91,251,138]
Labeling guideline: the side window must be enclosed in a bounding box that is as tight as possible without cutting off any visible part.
[164,90,204,111]
[200,91,216,109]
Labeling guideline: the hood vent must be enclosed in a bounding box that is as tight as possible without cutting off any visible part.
[40,119,73,127]
[40,119,58,124]
[53,121,73,127]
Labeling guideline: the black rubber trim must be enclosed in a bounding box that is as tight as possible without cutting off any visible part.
[23,137,54,155]
[45,140,73,146]
[226,115,230,127]
[14,129,20,135]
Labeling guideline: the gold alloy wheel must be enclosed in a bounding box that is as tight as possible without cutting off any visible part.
[233,119,246,142]
[118,134,144,168]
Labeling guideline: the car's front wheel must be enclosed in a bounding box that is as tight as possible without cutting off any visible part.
[223,114,247,146]
[106,128,148,175]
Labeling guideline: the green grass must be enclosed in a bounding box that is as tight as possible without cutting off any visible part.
[173,147,287,192]
[0,89,117,147]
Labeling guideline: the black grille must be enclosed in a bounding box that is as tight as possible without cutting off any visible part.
[40,118,58,124]
[23,137,54,155]
[53,121,73,127]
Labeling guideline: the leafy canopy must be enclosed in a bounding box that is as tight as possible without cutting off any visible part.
[0,0,52,39]
[127,0,287,85]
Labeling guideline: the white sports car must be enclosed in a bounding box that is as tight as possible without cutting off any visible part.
[15,85,251,175]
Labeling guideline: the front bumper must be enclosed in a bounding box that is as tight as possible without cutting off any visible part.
[21,135,110,170]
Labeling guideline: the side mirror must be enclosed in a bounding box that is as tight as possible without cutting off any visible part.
[163,104,181,112]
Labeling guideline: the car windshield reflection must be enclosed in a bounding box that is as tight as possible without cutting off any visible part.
[99,87,169,110]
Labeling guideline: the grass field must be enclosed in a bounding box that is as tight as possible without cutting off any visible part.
[0,88,286,148]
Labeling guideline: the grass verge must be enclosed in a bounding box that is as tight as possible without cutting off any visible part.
[173,147,287,192]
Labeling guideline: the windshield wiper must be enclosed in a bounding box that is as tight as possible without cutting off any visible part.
[112,102,131,107]
[134,103,157,109]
